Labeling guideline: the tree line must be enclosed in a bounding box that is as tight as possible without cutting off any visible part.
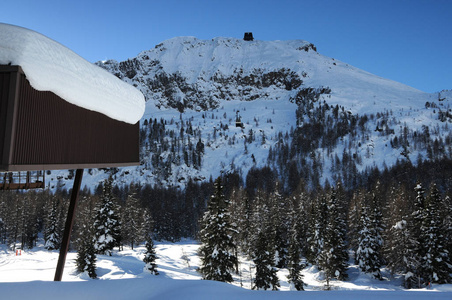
[199,175,452,290]
[0,156,451,286]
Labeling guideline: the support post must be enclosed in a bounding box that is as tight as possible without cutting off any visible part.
[54,168,83,281]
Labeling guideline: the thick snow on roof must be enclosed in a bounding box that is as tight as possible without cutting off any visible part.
[0,23,144,124]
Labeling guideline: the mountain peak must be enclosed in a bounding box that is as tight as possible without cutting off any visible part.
[150,35,316,51]
[98,36,426,115]
[69,36,452,190]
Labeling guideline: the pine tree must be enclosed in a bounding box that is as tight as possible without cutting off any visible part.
[269,184,289,268]
[6,193,21,251]
[121,193,141,249]
[412,183,427,239]
[18,194,30,250]
[44,196,61,250]
[76,224,97,279]
[387,216,419,288]
[318,187,348,286]
[248,189,268,255]
[385,183,420,289]
[229,187,248,255]
[443,195,452,270]
[348,189,364,255]
[93,176,121,256]
[369,184,384,266]
[292,183,309,258]
[21,193,39,249]
[138,208,154,244]
[356,204,382,279]
[306,193,327,265]
[253,229,280,290]
[286,208,305,291]
[143,234,159,275]
[75,195,97,279]
[198,177,238,283]
[404,182,429,288]
[419,184,451,284]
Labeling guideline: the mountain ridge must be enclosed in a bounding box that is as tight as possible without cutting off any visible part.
[98,36,431,114]
[50,36,451,191]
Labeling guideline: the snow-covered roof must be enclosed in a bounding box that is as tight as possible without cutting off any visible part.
[0,23,145,124]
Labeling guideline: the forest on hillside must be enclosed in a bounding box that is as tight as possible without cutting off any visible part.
[1,87,452,287]
[0,155,451,287]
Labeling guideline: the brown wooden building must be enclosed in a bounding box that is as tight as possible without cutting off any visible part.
[0,65,139,172]
[0,63,140,279]
[1,23,144,282]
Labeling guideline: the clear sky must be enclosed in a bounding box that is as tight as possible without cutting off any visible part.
[2,0,451,93]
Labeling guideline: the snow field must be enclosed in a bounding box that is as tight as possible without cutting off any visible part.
[1,240,451,299]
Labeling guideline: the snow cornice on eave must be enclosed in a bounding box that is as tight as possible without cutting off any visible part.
[0,23,145,124]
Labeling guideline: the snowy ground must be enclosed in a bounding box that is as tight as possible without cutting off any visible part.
[0,240,451,299]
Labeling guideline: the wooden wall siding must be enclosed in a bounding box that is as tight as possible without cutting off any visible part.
[0,65,140,171]
[0,71,9,163]
[0,67,18,168]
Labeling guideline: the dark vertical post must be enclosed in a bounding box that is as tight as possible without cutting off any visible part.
[54,168,84,281]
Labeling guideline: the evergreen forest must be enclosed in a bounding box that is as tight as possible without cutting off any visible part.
[0,156,451,287]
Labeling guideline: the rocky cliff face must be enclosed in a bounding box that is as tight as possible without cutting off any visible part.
[96,37,324,111]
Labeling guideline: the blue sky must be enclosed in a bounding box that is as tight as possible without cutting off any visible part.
[2,0,451,93]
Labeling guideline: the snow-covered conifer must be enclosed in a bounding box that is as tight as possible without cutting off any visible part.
[44,196,61,250]
[286,208,305,291]
[443,195,452,269]
[138,208,154,243]
[253,229,280,290]
[348,189,364,254]
[412,183,427,240]
[292,185,309,258]
[76,224,97,279]
[400,182,428,287]
[356,204,382,279]
[93,176,121,256]
[269,184,289,268]
[229,187,253,256]
[419,184,451,284]
[143,234,159,275]
[384,183,422,288]
[121,193,141,249]
[387,216,419,288]
[368,182,384,266]
[306,193,327,265]
[198,177,238,283]
[318,187,348,285]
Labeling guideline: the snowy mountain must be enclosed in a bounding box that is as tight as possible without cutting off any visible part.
[51,36,451,191]
[100,36,434,113]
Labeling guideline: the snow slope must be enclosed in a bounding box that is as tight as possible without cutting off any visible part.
[128,36,429,114]
[0,240,451,299]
